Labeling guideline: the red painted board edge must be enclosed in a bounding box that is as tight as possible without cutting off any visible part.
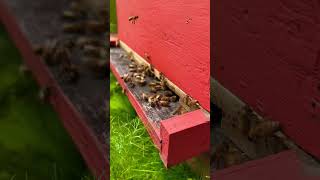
[212,150,315,180]
[160,110,210,167]
[0,2,109,179]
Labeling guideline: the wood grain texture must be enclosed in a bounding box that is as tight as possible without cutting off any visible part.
[116,0,210,111]
[213,0,320,159]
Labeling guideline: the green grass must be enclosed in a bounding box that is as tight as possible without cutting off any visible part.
[0,26,93,179]
[110,0,118,33]
[110,73,200,180]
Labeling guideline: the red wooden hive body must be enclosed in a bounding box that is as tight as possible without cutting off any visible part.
[212,0,320,179]
[111,0,210,167]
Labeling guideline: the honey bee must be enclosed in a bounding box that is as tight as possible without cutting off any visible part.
[159,100,170,107]
[129,64,137,68]
[83,45,103,57]
[63,22,85,33]
[127,51,134,61]
[163,90,173,97]
[185,95,200,111]
[248,121,281,141]
[135,78,146,86]
[41,40,71,66]
[128,16,139,24]
[148,95,157,107]
[85,20,107,33]
[169,95,178,102]
[121,73,132,83]
[62,10,81,20]
[141,93,149,101]
[76,37,102,48]
[160,96,170,101]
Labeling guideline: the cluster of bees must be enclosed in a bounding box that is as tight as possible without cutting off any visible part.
[119,53,202,115]
[121,58,179,109]
[33,0,108,83]
[212,106,282,169]
[239,106,281,142]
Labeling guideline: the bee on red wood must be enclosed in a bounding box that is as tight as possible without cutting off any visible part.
[128,16,139,24]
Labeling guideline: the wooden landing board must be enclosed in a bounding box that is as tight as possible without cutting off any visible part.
[0,1,108,178]
[110,47,210,167]
[116,0,210,111]
[212,0,320,160]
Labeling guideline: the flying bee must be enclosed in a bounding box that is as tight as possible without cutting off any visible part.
[128,16,139,24]
[86,20,107,33]
[248,121,281,142]
[63,22,85,33]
